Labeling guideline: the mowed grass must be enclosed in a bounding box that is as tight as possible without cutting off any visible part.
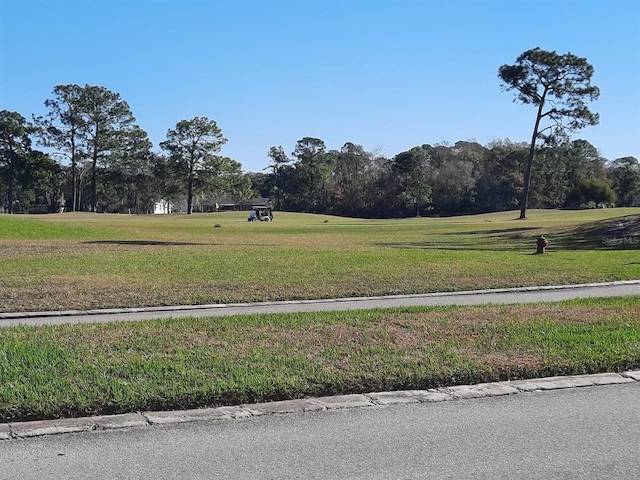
[1,296,639,422]
[0,210,639,422]
[0,208,639,312]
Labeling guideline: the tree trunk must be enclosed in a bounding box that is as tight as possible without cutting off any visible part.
[187,175,193,215]
[7,158,14,214]
[7,139,15,214]
[519,148,535,219]
[519,92,548,220]
[91,156,98,212]
[71,135,77,212]
[71,162,77,212]
[275,170,281,211]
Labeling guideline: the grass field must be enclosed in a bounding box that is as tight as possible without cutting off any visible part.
[0,208,639,313]
[0,208,639,422]
[1,296,639,422]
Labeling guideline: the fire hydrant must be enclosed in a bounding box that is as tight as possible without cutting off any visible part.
[536,235,549,254]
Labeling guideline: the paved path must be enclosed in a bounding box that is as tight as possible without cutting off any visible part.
[1,280,638,327]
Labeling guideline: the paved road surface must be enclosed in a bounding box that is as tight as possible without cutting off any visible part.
[1,280,638,327]
[1,382,638,479]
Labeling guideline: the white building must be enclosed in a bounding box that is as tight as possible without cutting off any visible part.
[153,200,173,214]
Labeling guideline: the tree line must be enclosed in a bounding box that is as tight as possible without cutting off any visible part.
[1,48,639,217]
[1,98,638,218]
[0,84,248,215]
[254,137,638,217]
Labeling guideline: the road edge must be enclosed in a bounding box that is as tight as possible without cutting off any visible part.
[2,371,639,440]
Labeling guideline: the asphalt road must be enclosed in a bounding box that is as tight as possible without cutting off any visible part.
[1,280,639,327]
[1,383,638,479]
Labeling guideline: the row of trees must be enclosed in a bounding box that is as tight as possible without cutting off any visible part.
[1,106,638,218]
[1,85,249,215]
[252,137,638,217]
[255,47,636,217]
[1,48,639,217]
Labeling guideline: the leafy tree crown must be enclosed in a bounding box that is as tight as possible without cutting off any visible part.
[499,47,600,138]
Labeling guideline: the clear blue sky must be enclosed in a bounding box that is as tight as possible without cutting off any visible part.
[1,0,639,172]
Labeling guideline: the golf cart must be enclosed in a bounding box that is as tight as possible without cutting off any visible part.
[248,207,273,222]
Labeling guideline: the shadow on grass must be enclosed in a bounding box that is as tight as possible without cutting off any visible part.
[376,227,537,252]
[377,215,640,252]
[376,241,533,252]
[552,214,640,251]
[444,227,540,236]
[85,240,211,246]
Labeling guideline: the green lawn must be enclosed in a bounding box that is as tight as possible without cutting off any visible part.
[0,208,638,312]
[1,296,639,422]
[1,209,639,422]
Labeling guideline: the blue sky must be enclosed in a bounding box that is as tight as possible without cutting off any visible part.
[1,0,639,172]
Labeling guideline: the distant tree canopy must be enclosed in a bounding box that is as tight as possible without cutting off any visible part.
[1,77,635,217]
[33,84,143,212]
[260,138,628,218]
[1,110,64,214]
[266,145,290,210]
[160,116,229,215]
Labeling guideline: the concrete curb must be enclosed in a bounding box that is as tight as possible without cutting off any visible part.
[1,280,639,320]
[2,371,638,441]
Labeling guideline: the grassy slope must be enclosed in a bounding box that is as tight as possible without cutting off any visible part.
[0,208,638,312]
